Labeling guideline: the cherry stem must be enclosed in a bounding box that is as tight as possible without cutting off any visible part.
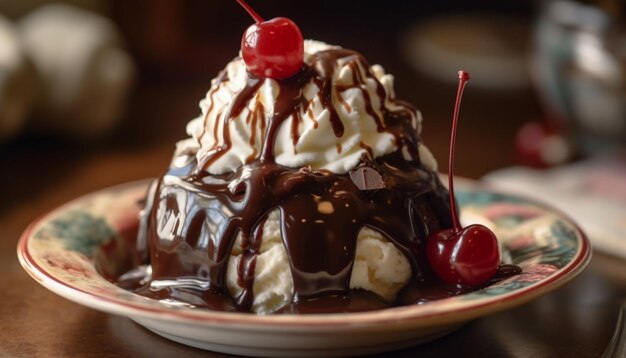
[448,70,471,232]
[235,0,265,23]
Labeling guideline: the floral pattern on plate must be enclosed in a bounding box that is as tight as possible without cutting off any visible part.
[456,189,581,299]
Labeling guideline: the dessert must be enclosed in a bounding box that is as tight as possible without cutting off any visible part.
[118,1,518,314]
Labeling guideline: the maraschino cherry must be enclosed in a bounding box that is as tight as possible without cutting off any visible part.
[426,71,501,287]
[235,0,304,79]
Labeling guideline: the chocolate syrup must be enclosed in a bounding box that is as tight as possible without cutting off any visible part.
[117,49,518,313]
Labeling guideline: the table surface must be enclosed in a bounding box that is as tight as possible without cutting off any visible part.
[2,70,626,358]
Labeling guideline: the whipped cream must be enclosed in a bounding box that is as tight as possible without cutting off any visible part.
[180,40,436,175]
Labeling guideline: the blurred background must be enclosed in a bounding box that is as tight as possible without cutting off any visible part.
[0,0,624,256]
[1,2,626,357]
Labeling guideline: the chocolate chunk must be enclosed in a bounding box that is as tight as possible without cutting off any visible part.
[349,166,385,190]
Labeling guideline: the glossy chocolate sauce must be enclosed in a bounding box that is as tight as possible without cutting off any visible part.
[118,49,518,313]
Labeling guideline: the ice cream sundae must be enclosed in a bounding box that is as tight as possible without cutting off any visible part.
[117,1,517,314]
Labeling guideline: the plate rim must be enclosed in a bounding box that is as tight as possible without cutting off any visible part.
[17,178,592,329]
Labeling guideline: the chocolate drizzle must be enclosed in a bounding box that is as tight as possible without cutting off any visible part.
[198,49,420,170]
[199,77,263,169]
[118,48,516,314]
[236,216,265,308]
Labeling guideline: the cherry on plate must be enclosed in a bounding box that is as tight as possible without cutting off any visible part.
[426,70,501,287]
[427,224,500,286]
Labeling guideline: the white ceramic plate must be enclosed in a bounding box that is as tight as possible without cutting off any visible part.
[18,179,591,357]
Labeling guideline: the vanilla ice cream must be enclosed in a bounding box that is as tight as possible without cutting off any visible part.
[226,210,411,314]
[168,41,432,313]
[129,39,454,315]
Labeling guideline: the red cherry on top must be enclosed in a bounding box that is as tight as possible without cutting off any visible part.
[236,0,304,79]
[426,71,501,287]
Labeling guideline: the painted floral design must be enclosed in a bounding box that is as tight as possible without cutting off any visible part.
[34,210,117,256]
[465,264,559,298]
[456,190,528,208]
[455,188,581,300]
[43,253,94,280]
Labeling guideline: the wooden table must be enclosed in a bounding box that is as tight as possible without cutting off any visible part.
[2,74,625,357]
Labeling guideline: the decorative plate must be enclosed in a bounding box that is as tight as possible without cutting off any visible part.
[18,179,591,357]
